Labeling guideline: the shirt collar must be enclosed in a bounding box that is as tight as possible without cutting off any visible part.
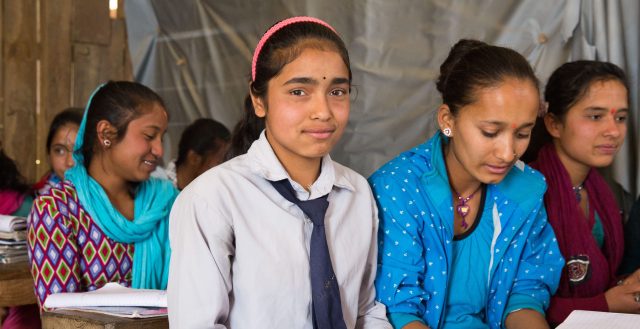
[246,131,354,199]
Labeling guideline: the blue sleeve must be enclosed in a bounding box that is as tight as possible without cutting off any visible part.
[370,173,430,323]
[509,202,564,313]
[503,293,545,323]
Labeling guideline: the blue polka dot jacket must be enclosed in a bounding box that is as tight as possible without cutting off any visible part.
[369,132,564,329]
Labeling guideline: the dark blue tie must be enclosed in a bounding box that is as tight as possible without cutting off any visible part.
[270,179,347,329]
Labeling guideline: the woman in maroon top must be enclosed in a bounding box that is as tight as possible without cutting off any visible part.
[530,60,640,326]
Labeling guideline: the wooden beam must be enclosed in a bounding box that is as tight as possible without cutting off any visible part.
[72,0,110,45]
[38,0,73,179]
[0,0,5,144]
[2,0,38,181]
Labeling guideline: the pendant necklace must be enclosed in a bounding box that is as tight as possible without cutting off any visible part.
[572,182,585,202]
[453,184,483,229]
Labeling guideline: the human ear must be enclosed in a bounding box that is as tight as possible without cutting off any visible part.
[437,104,455,136]
[96,120,117,145]
[543,113,562,139]
[186,150,203,166]
[251,93,267,118]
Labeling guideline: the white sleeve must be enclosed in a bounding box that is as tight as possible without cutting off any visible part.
[355,192,393,329]
[168,189,234,329]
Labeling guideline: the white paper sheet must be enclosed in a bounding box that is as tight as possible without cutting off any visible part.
[43,282,167,308]
[557,310,640,329]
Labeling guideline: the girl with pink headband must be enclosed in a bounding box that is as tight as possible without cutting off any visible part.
[168,16,392,328]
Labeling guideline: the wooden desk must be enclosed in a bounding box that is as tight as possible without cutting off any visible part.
[0,261,37,307]
[42,310,169,329]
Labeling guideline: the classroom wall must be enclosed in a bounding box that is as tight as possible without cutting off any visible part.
[0,0,132,182]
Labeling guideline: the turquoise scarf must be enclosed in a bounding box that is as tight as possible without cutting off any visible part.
[65,84,177,289]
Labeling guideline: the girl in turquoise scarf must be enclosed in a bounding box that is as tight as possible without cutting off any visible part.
[27,81,178,308]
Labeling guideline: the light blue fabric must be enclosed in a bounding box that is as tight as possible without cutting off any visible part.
[65,84,178,289]
[502,293,544,322]
[369,132,564,329]
[442,198,493,329]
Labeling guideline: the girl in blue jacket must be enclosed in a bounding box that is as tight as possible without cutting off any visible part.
[370,39,564,329]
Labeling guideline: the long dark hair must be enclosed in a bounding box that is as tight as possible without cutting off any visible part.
[0,148,31,194]
[225,19,351,159]
[225,94,265,160]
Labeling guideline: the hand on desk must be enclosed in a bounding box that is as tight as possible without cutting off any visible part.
[605,277,640,314]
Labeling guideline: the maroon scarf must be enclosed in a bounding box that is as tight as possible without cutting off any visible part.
[0,189,25,215]
[531,143,623,298]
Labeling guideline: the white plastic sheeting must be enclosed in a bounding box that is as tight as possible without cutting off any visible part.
[125,0,639,194]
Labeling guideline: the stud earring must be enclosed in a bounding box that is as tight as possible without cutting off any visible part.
[103,139,111,147]
[442,128,452,137]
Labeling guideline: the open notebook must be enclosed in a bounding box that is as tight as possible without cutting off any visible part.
[557,310,640,329]
[43,282,167,318]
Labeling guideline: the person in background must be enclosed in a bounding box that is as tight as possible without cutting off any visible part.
[152,118,230,190]
[370,39,563,329]
[33,108,83,195]
[27,81,178,309]
[0,143,39,328]
[0,144,33,218]
[530,60,640,325]
[168,16,391,328]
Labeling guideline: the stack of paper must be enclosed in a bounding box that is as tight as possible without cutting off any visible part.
[44,282,168,318]
[0,215,28,263]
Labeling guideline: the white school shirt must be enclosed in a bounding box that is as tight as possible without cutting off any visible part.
[168,132,391,329]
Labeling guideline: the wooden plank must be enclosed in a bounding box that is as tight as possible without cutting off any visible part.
[108,19,126,81]
[0,261,37,307]
[116,0,126,19]
[72,0,110,45]
[2,0,38,181]
[72,43,107,107]
[39,0,73,179]
[42,310,169,329]
[72,18,130,106]
[0,0,4,142]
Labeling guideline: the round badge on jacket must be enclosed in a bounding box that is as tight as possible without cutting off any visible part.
[566,254,591,286]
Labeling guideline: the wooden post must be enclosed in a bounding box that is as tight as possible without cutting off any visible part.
[38,0,73,179]
[1,0,131,182]
[2,0,38,180]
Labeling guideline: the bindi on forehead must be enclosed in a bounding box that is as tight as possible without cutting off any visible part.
[511,123,517,129]
[610,108,617,115]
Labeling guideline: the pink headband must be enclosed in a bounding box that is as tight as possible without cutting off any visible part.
[251,16,337,81]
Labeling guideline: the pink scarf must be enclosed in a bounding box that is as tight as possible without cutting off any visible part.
[0,189,25,215]
[531,143,623,298]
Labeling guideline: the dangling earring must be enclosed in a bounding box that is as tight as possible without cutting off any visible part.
[442,128,452,137]
[103,139,111,147]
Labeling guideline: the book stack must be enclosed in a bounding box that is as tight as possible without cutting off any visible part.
[0,214,29,264]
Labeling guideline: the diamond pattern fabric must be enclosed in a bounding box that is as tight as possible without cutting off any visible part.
[27,182,134,308]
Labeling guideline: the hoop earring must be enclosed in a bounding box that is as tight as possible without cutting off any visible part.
[103,139,111,147]
[442,128,452,137]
